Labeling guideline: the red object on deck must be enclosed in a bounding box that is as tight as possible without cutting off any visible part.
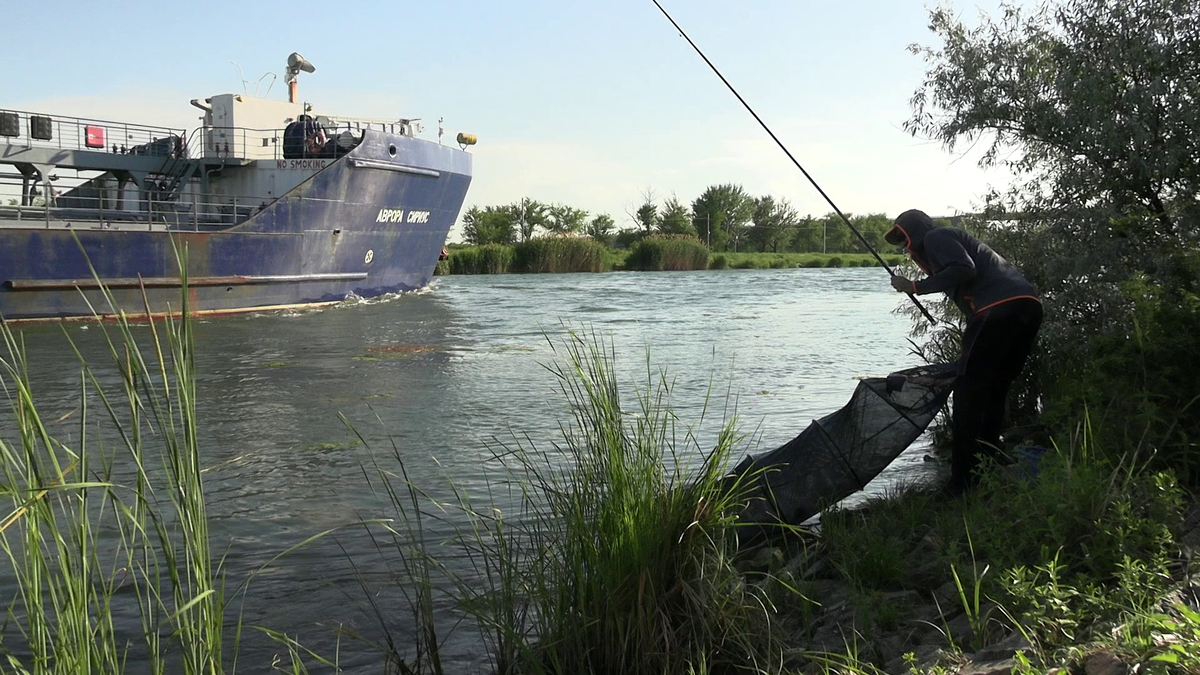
[84,125,106,149]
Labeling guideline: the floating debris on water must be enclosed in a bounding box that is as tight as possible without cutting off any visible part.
[366,344,444,355]
[302,441,363,452]
[353,344,447,360]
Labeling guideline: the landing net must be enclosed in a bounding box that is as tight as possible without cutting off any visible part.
[731,363,954,531]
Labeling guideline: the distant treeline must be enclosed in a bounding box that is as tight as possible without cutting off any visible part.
[459,185,950,254]
[435,237,904,275]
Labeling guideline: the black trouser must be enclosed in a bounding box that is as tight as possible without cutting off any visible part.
[950,298,1043,492]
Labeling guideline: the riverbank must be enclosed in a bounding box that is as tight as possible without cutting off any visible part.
[749,463,1200,674]
[435,241,905,275]
[379,331,1200,674]
[2,274,1195,674]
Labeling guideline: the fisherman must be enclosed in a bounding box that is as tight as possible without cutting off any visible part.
[884,209,1043,496]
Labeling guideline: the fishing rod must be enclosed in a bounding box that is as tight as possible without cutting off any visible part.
[651,0,937,325]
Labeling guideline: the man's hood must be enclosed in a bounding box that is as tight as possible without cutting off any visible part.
[884,209,937,250]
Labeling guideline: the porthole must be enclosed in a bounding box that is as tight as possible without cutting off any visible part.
[388,144,397,157]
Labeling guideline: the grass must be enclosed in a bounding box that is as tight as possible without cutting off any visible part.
[0,246,340,674]
[0,253,227,673]
[365,329,792,674]
[801,426,1193,673]
[624,235,710,271]
[512,237,608,273]
[440,244,516,274]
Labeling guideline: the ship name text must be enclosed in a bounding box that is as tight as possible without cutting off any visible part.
[376,208,431,224]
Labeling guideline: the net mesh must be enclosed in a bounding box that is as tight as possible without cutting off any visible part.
[731,363,954,529]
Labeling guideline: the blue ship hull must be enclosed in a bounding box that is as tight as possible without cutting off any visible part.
[0,130,471,321]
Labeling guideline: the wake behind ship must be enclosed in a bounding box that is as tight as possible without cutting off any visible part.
[0,53,474,321]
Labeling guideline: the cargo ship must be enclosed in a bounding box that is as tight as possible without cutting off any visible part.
[0,53,474,321]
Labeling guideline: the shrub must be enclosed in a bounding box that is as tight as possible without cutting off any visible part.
[825,256,845,268]
[710,254,728,270]
[512,237,607,273]
[624,235,709,271]
[801,259,823,268]
[770,258,787,269]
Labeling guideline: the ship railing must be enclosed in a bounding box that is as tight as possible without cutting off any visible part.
[0,108,187,157]
[0,186,279,232]
[197,122,372,161]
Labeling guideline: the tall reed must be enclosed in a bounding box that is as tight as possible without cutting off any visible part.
[372,330,783,674]
[446,244,516,274]
[512,237,607,273]
[624,236,710,271]
[0,248,225,673]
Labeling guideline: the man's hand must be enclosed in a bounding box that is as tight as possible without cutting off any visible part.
[890,275,916,293]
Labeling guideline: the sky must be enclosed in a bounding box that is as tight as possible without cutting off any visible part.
[2,1,1020,241]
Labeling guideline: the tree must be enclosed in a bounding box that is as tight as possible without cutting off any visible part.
[907,0,1200,469]
[847,213,893,254]
[747,196,799,252]
[908,0,1200,234]
[545,203,588,236]
[657,196,696,236]
[509,198,548,242]
[585,213,616,245]
[462,205,517,245]
[790,216,823,253]
[627,188,658,234]
[692,184,752,252]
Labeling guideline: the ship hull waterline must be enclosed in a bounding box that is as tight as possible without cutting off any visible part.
[0,130,471,321]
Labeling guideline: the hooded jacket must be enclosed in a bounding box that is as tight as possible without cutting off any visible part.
[887,209,1039,317]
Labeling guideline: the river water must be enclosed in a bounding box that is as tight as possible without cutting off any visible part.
[5,267,941,672]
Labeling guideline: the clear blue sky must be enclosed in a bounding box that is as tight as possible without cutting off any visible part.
[2,1,1018,239]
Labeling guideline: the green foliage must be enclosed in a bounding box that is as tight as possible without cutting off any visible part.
[1038,261,1200,481]
[378,332,786,674]
[585,213,616,245]
[907,0,1200,479]
[658,196,696,236]
[692,184,753,252]
[748,196,801,253]
[632,188,658,235]
[545,203,589,236]
[709,254,728,270]
[445,243,515,274]
[613,227,644,249]
[825,256,844,268]
[908,0,1200,215]
[512,236,608,273]
[0,255,227,672]
[462,205,517,245]
[624,235,710,271]
[818,437,1184,658]
[1117,603,1200,672]
[509,197,548,243]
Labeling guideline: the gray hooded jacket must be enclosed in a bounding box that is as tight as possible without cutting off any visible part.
[887,209,1039,317]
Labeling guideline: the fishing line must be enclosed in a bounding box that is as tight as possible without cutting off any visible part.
[651,0,937,325]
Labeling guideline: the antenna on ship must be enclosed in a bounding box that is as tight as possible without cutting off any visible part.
[285,53,316,104]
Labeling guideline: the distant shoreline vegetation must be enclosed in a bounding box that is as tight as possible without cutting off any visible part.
[435,241,904,275]
[441,186,930,274]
